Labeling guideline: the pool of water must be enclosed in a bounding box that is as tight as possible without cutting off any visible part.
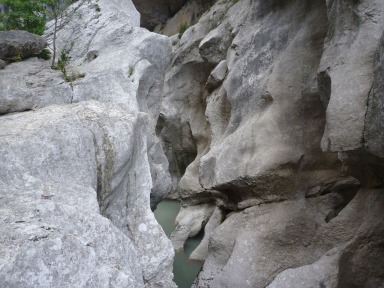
[154,200,203,288]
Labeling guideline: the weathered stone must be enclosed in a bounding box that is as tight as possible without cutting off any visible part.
[132,0,189,30]
[170,203,215,252]
[199,24,232,65]
[153,0,384,286]
[0,59,5,69]
[0,30,47,60]
[0,58,72,114]
[154,0,214,36]
[194,189,380,287]
[206,60,227,91]
[319,0,384,152]
[364,33,384,158]
[189,207,224,262]
[267,249,342,288]
[0,101,176,287]
[0,0,173,208]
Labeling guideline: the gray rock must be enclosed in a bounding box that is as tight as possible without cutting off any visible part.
[132,0,189,30]
[189,207,224,262]
[0,101,176,287]
[0,58,72,114]
[364,34,384,158]
[319,0,384,152]
[0,0,173,206]
[0,59,5,69]
[194,189,382,287]
[0,30,47,60]
[267,249,342,288]
[199,24,233,64]
[155,0,384,286]
[170,203,215,252]
[206,60,228,91]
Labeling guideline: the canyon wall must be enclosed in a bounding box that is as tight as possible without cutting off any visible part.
[0,0,175,287]
[152,0,384,286]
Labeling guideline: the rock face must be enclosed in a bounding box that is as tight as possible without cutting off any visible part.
[0,59,5,69]
[149,0,384,286]
[0,0,173,208]
[132,0,189,30]
[0,30,47,60]
[0,0,176,287]
[0,102,175,287]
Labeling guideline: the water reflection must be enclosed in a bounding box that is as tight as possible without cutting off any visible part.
[154,200,204,288]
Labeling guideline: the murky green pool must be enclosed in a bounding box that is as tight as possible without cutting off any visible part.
[154,200,203,288]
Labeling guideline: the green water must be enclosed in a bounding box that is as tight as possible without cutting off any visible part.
[154,200,203,288]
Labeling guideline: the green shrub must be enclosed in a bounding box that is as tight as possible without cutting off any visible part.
[128,65,134,77]
[65,70,86,82]
[10,55,22,62]
[37,49,52,60]
[178,23,189,39]
[0,0,47,35]
[93,3,101,12]
[56,50,70,70]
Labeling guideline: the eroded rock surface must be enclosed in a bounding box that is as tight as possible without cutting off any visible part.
[0,101,175,287]
[0,30,47,60]
[0,0,176,286]
[153,0,384,286]
[0,0,173,208]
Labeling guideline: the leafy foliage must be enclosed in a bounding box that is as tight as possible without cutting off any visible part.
[0,0,47,35]
[37,48,51,60]
[178,23,188,39]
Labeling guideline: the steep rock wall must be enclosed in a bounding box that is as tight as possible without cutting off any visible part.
[0,0,176,287]
[143,0,384,286]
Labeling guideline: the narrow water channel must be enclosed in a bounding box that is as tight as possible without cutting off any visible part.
[154,200,203,288]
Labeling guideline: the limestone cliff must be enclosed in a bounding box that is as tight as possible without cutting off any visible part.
[144,0,384,286]
[1,0,384,287]
[0,0,175,287]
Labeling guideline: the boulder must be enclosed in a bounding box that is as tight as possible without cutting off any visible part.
[0,30,47,60]
[0,101,175,287]
[170,203,215,251]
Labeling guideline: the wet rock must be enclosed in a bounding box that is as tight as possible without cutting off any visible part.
[189,207,224,262]
[170,203,215,252]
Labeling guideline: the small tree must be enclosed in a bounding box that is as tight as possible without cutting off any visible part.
[0,0,47,35]
[43,0,90,68]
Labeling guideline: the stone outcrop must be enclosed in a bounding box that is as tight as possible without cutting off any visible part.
[0,0,173,209]
[146,0,384,286]
[132,0,189,30]
[0,0,175,287]
[0,101,175,287]
[0,30,47,60]
[170,203,215,251]
[0,59,5,69]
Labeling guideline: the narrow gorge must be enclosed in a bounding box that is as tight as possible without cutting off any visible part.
[0,0,384,287]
